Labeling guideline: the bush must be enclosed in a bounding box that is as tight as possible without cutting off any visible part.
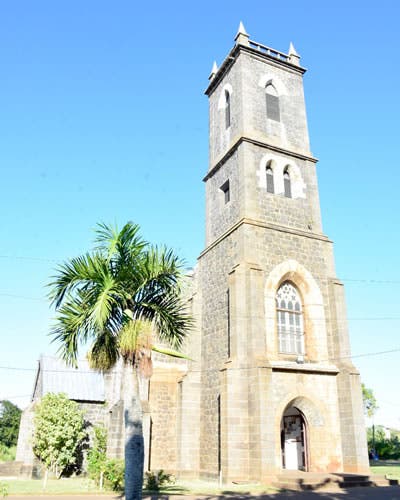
[367,426,400,460]
[0,401,21,448]
[104,459,124,491]
[33,393,87,478]
[144,469,175,491]
[87,426,107,487]
[0,481,8,498]
[0,445,16,463]
[86,425,124,492]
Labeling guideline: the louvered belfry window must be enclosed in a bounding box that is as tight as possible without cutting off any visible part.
[225,90,231,129]
[276,282,304,354]
[266,83,280,122]
[266,166,274,194]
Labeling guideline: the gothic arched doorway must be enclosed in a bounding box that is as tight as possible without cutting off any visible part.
[281,406,308,471]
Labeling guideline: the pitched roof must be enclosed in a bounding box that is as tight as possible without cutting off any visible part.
[33,355,105,402]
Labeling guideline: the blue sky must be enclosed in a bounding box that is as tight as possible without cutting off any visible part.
[0,1,399,429]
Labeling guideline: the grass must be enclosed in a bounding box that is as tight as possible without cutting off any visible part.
[176,478,277,495]
[0,476,277,496]
[0,477,112,495]
[1,467,399,496]
[370,460,400,480]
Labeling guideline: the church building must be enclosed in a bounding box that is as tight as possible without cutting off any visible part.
[16,24,369,484]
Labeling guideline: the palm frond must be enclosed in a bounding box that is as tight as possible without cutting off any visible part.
[49,295,96,366]
[135,293,192,350]
[151,344,192,360]
[48,252,107,308]
[83,269,126,331]
[94,222,147,265]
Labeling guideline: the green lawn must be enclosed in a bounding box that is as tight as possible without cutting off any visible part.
[370,461,400,480]
[0,477,112,495]
[0,477,277,496]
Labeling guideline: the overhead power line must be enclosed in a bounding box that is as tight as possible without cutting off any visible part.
[0,347,398,375]
[0,253,399,284]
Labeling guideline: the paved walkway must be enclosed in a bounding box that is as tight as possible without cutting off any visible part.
[7,487,400,500]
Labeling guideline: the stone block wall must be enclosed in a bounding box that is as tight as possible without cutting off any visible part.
[147,369,183,473]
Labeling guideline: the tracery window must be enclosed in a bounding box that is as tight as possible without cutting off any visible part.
[225,90,231,129]
[276,282,304,354]
[283,169,292,198]
[266,165,274,194]
[266,83,280,122]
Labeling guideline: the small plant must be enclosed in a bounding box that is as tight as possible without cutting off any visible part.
[0,445,16,462]
[144,469,175,491]
[104,459,124,491]
[87,426,107,489]
[0,481,8,498]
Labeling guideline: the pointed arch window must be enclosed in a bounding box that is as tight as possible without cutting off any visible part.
[283,169,292,198]
[276,282,304,354]
[266,164,274,194]
[266,83,280,122]
[225,90,231,129]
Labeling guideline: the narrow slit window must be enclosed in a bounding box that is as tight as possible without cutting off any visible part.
[225,90,231,129]
[227,289,231,358]
[266,166,274,194]
[283,170,292,198]
[266,84,280,122]
[220,180,230,204]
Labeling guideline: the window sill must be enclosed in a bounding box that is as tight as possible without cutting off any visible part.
[270,360,339,375]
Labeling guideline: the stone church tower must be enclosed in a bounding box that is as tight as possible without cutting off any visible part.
[177,23,369,482]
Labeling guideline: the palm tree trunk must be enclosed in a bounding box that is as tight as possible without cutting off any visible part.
[123,362,144,500]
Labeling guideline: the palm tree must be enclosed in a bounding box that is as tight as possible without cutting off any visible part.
[48,222,191,500]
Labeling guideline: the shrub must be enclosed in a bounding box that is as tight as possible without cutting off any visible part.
[86,426,124,492]
[0,445,16,463]
[104,458,124,491]
[144,469,175,491]
[33,393,87,479]
[0,401,21,448]
[0,481,8,498]
[87,426,107,487]
[368,426,400,460]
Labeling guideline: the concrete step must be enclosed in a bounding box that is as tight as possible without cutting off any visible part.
[370,474,400,487]
[273,471,397,491]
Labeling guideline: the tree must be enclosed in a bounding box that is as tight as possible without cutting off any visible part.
[362,383,378,418]
[48,222,191,500]
[0,400,22,448]
[367,426,400,459]
[33,393,87,484]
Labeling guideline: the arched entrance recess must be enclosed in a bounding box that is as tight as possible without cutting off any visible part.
[279,397,325,472]
[281,406,307,470]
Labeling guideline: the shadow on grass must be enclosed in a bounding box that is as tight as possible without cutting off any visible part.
[143,484,190,497]
[180,488,400,499]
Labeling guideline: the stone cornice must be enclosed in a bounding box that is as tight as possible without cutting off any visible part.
[199,217,331,260]
[219,359,339,375]
[203,136,318,182]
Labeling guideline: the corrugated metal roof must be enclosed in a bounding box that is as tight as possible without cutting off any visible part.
[39,355,105,402]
